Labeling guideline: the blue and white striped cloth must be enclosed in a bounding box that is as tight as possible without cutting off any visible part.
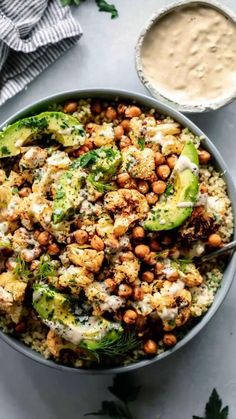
[0,0,82,105]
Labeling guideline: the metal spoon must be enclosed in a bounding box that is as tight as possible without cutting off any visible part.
[195,240,236,264]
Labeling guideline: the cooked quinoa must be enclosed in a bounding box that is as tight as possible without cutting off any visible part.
[0,98,233,369]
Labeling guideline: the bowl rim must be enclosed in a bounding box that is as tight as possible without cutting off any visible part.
[0,87,235,374]
[135,0,236,113]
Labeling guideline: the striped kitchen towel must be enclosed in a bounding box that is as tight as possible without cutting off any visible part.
[0,0,82,106]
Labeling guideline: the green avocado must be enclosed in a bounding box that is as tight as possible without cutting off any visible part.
[52,147,122,223]
[0,112,85,158]
[144,141,199,231]
[32,284,122,346]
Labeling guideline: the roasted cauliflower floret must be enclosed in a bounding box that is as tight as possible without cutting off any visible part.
[0,185,12,209]
[0,271,27,323]
[113,256,140,284]
[85,281,124,315]
[104,189,149,236]
[122,146,155,180]
[46,151,71,169]
[96,214,114,237]
[92,123,115,147]
[67,244,104,273]
[58,265,94,294]
[12,227,42,262]
[19,147,48,169]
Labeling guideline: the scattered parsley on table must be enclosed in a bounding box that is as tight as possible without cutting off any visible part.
[60,0,118,19]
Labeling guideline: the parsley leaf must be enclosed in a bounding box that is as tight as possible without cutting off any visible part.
[165,184,174,196]
[137,138,145,151]
[95,0,118,18]
[193,389,229,419]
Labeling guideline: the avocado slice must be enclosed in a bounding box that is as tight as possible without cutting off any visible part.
[52,147,122,223]
[32,284,122,346]
[144,141,199,231]
[0,112,85,158]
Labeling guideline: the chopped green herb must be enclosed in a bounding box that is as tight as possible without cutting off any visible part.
[12,187,19,195]
[35,256,57,281]
[165,184,174,196]
[14,257,31,282]
[1,146,10,155]
[137,138,145,151]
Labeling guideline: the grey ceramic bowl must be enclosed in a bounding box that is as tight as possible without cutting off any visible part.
[0,88,235,374]
[135,0,236,113]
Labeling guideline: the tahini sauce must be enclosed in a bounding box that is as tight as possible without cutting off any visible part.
[141,6,236,106]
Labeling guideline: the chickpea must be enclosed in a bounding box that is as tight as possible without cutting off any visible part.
[118,284,133,298]
[199,150,211,165]
[143,340,158,355]
[155,262,164,275]
[106,236,119,250]
[84,139,94,150]
[120,251,135,262]
[37,231,51,246]
[106,106,117,120]
[74,146,89,157]
[74,229,88,245]
[117,172,130,186]
[19,187,31,197]
[169,246,180,260]
[156,164,171,180]
[123,309,137,324]
[119,136,131,149]
[163,333,177,347]
[138,180,149,194]
[125,106,142,118]
[126,179,137,189]
[120,119,131,132]
[142,271,154,283]
[114,125,124,140]
[146,192,158,205]
[91,235,105,251]
[132,226,145,240]
[166,154,178,169]
[91,100,102,114]
[104,278,116,291]
[151,180,166,195]
[144,252,157,266]
[48,243,60,256]
[208,233,222,247]
[117,103,127,114]
[154,152,165,166]
[134,244,150,258]
[33,230,41,240]
[133,287,144,301]
[85,122,97,133]
[63,101,77,114]
[167,270,179,282]
[150,240,161,251]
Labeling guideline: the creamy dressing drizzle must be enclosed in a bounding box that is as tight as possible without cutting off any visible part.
[141,5,236,106]
[175,155,198,175]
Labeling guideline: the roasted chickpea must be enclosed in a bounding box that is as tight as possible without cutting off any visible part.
[120,251,135,262]
[37,231,51,246]
[105,236,119,250]
[33,230,41,240]
[119,137,131,149]
[154,152,165,166]
[138,180,149,194]
[134,244,150,258]
[85,122,97,133]
[167,270,179,282]
[114,125,124,140]
[123,309,137,324]
[155,262,164,275]
[146,192,158,205]
[48,243,60,256]
[163,334,177,347]
[125,106,141,118]
[104,278,116,291]
[120,119,131,132]
[208,233,222,247]
[74,146,89,157]
[142,271,154,283]
[84,139,94,150]
[91,235,105,251]
[63,101,77,114]
[74,230,88,245]
[117,172,130,186]
[150,240,161,251]
[144,252,157,266]
[117,103,127,114]
[166,154,178,169]
[106,106,117,120]
[151,180,165,195]
[133,287,144,301]
[156,164,171,179]
[199,150,211,164]
[143,340,158,355]
[126,179,137,189]
[118,284,133,298]
[169,246,180,259]
[19,187,31,197]
[91,100,102,114]
[132,226,145,240]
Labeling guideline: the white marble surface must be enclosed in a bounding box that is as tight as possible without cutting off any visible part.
[0,1,236,418]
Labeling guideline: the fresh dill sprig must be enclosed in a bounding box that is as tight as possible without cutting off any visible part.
[80,331,140,359]
[13,257,31,282]
[35,256,57,281]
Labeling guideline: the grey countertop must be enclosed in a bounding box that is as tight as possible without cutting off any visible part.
[0,1,236,418]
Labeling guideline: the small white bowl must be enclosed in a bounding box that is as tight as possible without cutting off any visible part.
[135,0,236,113]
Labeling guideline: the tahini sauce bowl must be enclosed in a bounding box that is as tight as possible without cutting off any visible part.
[135,0,236,113]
